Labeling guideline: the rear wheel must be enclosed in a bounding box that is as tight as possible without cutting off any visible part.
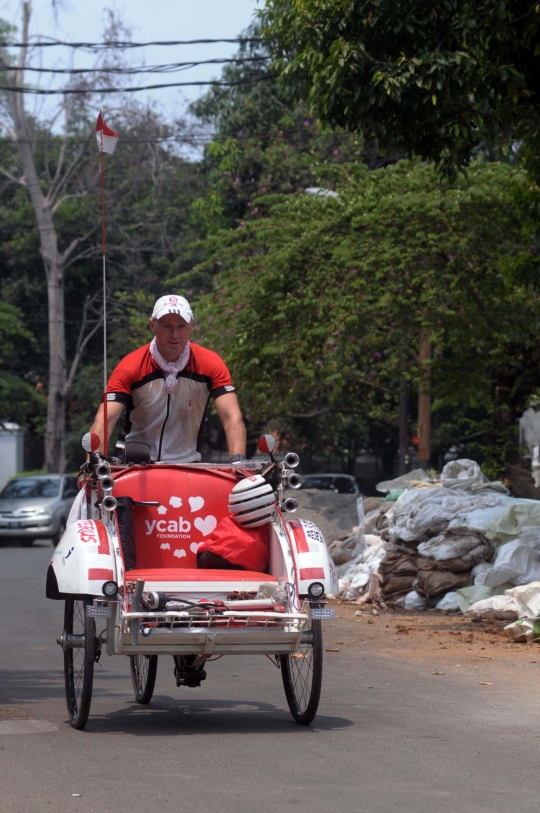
[63,597,96,730]
[280,617,323,725]
[130,655,158,704]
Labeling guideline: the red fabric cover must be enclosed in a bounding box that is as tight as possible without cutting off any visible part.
[197,516,270,573]
[125,567,275,583]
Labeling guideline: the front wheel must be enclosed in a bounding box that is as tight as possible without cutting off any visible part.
[280,617,323,725]
[63,597,96,730]
[53,519,66,547]
[130,655,158,704]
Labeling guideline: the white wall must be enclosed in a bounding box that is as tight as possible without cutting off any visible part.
[0,427,25,492]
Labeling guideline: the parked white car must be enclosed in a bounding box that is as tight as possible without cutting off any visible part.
[0,474,78,547]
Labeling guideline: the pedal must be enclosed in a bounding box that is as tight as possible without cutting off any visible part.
[182,668,207,688]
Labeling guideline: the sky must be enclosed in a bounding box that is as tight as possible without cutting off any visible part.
[0,0,260,125]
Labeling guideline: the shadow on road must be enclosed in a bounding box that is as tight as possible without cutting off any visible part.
[82,695,354,735]
[0,667,353,735]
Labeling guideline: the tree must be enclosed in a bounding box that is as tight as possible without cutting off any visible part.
[0,301,45,429]
[188,25,368,239]
[260,0,540,176]
[182,159,536,477]
[0,3,203,471]
[0,2,113,470]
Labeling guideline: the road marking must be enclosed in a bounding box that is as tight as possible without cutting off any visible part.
[0,720,57,734]
[0,706,31,720]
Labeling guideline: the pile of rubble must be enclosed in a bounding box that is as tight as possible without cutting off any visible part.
[328,460,540,618]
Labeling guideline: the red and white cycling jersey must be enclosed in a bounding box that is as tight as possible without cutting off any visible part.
[106,342,235,463]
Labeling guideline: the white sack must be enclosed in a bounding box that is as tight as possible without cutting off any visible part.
[436,592,460,611]
[505,582,540,619]
[389,487,508,544]
[338,535,389,597]
[486,500,540,546]
[67,487,87,525]
[394,590,429,611]
[475,527,540,587]
[504,618,540,643]
[472,562,494,584]
[457,585,499,612]
[418,532,484,561]
[376,469,431,494]
[361,509,382,536]
[464,594,519,620]
[441,459,509,494]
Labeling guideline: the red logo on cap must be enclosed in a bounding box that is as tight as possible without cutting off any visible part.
[168,296,179,305]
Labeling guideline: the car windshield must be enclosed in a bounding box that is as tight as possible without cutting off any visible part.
[335,477,356,494]
[0,478,60,499]
[302,477,334,490]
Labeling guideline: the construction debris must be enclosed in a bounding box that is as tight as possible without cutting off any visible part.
[329,460,540,639]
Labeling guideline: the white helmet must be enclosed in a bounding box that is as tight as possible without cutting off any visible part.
[228,475,276,528]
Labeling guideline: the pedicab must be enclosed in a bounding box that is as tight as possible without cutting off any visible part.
[46,435,338,730]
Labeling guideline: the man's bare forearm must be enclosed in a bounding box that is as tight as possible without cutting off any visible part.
[223,416,246,458]
[89,401,124,454]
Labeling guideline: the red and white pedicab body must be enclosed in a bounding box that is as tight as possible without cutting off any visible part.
[50,519,119,597]
[286,518,339,597]
[50,466,334,600]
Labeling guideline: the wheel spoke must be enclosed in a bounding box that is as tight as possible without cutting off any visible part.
[281,617,322,725]
[131,655,157,704]
[63,597,95,729]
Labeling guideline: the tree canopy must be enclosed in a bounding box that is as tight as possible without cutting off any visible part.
[260,0,540,176]
[181,159,537,476]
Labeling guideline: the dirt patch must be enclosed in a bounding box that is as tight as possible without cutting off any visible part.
[326,602,539,668]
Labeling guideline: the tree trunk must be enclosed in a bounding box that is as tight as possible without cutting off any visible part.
[398,329,409,475]
[491,370,520,478]
[417,335,432,470]
[8,2,67,471]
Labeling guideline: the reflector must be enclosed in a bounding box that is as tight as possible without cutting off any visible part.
[81,431,100,453]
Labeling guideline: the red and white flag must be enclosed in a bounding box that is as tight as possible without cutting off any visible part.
[96,111,118,155]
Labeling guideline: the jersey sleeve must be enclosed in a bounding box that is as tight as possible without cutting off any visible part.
[209,353,236,399]
[106,358,133,406]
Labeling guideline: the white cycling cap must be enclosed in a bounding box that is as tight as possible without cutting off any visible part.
[151,295,193,323]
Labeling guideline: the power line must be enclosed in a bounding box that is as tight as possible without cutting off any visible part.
[0,56,271,75]
[0,74,277,95]
[0,38,262,49]
[0,127,357,147]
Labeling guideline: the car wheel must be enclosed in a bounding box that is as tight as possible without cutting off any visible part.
[53,519,66,547]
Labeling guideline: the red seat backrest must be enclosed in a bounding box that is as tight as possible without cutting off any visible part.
[113,465,236,569]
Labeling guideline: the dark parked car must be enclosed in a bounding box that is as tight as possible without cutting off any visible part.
[299,473,360,494]
[0,473,79,547]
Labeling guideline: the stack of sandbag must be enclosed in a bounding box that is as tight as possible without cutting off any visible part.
[337,460,511,604]
[338,534,391,601]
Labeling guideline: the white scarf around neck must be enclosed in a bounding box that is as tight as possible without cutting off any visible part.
[150,337,191,394]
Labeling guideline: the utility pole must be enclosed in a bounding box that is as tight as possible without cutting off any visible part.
[418,335,431,469]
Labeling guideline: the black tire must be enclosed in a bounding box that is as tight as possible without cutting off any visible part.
[280,617,323,725]
[130,655,158,704]
[63,597,96,730]
[52,519,66,548]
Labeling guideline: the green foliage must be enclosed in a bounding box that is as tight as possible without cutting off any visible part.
[187,25,366,239]
[0,301,46,428]
[179,159,536,473]
[261,0,540,177]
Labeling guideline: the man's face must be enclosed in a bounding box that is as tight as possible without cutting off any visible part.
[150,313,193,361]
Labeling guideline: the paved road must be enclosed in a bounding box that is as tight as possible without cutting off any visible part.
[1,545,540,813]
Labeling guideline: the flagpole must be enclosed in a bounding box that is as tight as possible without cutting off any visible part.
[101,119,108,457]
